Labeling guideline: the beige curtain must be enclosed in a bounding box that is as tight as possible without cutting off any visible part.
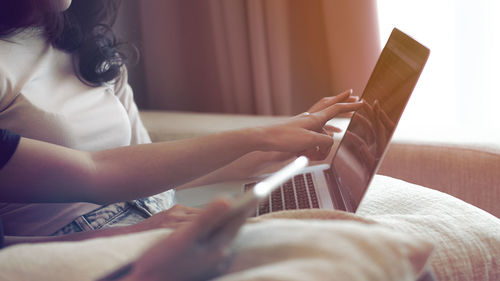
[137,0,380,115]
[322,0,380,99]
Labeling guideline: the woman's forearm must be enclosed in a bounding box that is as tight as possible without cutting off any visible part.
[87,128,263,203]
[0,128,264,204]
[1,93,361,204]
[176,151,293,190]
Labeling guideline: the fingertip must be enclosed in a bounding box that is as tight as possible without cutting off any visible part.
[339,89,351,97]
[336,90,352,99]
[348,96,360,102]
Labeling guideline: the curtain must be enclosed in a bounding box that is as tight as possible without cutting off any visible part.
[209,0,292,114]
[137,0,380,115]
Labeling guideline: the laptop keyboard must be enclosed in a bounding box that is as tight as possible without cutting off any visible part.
[244,173,320,216]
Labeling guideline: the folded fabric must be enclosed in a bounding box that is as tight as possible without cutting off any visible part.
[0,175,498,281]
[0,212,433,281]
[217,218,433,281]
[358,175,500,281]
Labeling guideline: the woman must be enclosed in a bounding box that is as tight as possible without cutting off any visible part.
[0,0,363,279]
[0,0,360,240]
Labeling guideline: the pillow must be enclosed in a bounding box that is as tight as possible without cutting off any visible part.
[0,213,433,281]
[0,229,170,281]
[1,174,496,281]
[217,219,433,281]
[357,175,500,281]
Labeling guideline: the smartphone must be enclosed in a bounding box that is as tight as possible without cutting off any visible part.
[201,156,309,241]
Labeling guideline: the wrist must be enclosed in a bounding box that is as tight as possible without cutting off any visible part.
[241,127,268,152]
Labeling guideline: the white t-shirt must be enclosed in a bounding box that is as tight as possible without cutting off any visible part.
[0,28,173,235]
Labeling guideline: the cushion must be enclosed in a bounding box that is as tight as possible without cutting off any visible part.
[0,175,498,280]
[0,213,432,281]
[357,175,500,281]
[216,218,433,281]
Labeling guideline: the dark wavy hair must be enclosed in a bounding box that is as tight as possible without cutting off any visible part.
[0,0,125,85]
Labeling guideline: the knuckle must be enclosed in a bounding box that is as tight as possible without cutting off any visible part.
[320,97,330,103]
[308,113,322,126]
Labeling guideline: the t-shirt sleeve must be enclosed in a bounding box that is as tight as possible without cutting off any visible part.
[0,69,18,112]
[0,129,20,169]
[113,67,152,145]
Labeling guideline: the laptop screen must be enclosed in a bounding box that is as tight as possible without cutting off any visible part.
[328,28,430,212]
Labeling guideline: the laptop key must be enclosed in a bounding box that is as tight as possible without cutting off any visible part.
[306,173,320,208]
[270,187,283,211]
[282,180,297,210]
[294,175,310,209]
[244,182,256,192]
[258,198,270,215]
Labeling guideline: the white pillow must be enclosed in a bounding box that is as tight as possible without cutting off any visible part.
[0,229,170,281]
[2,174,495,281]
[358,175,500,281]
[0,216,432,281]
[217,219,433,281]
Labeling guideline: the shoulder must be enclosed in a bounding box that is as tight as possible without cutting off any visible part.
[0,67,17,112]
[111,66,132,99]
[0,29,47,111]
[109,66,137,112]
[0,40,14,107]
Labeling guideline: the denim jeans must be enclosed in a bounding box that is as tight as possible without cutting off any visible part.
[52,190,176,236]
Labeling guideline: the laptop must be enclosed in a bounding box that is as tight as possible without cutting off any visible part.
[175,28,430,215]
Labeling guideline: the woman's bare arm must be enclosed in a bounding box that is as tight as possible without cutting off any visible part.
[177,90,359,188]
[0,91,361,204]
[0,129,263,204]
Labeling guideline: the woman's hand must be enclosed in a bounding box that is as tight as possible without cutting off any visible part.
[306,89,359,114]
[257,89,362,160]
[177,90,364,187]
[0,89,360,207]
[118,198,246,281]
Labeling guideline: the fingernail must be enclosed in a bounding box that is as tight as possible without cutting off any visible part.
[341,89,352,96]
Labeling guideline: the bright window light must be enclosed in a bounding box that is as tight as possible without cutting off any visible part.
[377,0,500,146]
